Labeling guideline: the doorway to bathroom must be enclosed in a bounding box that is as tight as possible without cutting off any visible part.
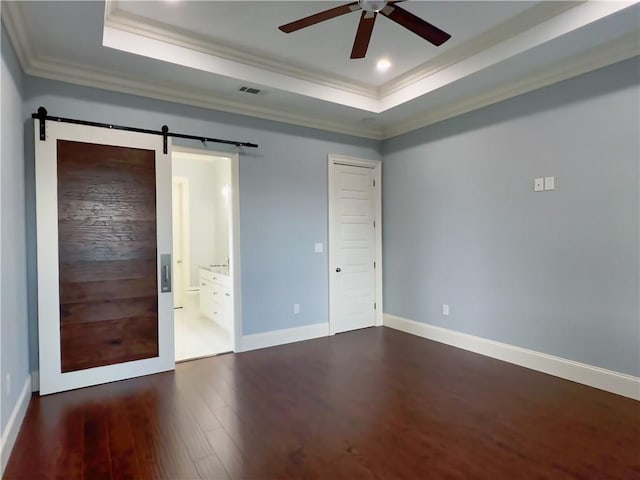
[172,147,239,361]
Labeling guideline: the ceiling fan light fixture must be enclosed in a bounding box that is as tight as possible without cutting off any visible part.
[359,0,388,13]
[376,58,391,72]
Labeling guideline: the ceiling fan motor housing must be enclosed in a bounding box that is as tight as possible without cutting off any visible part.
[359,0,388,13]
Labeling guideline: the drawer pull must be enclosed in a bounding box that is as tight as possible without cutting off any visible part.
[225,293,230,297]
[213,292,218,295]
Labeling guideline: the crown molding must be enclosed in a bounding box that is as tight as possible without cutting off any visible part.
[26,55,384,140]
[0,1,34,71]
[382,33,640,139]
[378,1,582,98]
[105,0,377,99]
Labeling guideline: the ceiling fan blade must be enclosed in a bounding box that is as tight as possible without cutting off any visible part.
[380,4,451,46]
[351,11,377,59]
[279,2,360,33]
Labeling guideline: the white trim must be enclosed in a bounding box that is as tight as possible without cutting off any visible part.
[229,151,242,354]
[328,155,383,335]
[101,25,379,113]
[171,176,191,296]
[241,323,329,352]
[30,371,39,392]
[384,314,640,401]
[1,375,31,475]
[178,176,191,293]
[0,1,34,70]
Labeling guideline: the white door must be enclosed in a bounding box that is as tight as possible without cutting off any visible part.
[172,179,185,308]
[35,120,175,395]
[329,157,380,334]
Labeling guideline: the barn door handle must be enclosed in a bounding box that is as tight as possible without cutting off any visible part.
[160,254,172,293]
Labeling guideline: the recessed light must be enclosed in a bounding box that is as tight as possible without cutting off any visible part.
[376,58,391,73]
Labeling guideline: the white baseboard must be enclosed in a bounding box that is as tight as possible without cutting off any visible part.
[384,314,640,401]
[241,322,329,352]
[1,374,32,475]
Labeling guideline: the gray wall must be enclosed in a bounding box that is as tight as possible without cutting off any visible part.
[382,57,640,376]
[22,75,381,370]
[9,30,639,382]
[1,24,30,432]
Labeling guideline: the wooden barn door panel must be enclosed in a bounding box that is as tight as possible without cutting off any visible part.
[36,121,174,395]
[57,141,159,373]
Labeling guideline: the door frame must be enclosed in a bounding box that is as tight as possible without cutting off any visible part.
[171,146,242,353]
[172,176,191,305]
[35,120,175,395]
[328,154,383,335]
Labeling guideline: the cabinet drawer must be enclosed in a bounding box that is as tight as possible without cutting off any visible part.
[213,274,231,288]
[200,269,231,287]
[199,269,215,283]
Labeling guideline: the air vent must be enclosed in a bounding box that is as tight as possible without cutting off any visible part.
[239,86,261,95]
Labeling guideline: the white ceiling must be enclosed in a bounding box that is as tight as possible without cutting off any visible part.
[3,1,639,139]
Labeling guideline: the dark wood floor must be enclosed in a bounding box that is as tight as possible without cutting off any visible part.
[5,327,639,479]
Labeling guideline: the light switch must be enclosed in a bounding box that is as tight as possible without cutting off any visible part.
[544,176,555,191]
[442,304,450,316]
[534,178,544,192]
[314,242,323,253]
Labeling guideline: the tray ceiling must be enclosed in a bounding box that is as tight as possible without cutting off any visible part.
[3,1,639,138]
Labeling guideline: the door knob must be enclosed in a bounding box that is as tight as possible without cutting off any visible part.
[336,267,342,273]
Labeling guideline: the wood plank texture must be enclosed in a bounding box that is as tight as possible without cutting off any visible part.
[60,296,158,324]
[5,328,640,479]
[60,259,157,283]
[60,316,159,371]
[56,140,158,373]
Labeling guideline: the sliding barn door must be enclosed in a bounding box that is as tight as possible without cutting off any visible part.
[35,120,174,395]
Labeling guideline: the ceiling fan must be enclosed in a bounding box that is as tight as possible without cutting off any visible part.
[278,0,451,59]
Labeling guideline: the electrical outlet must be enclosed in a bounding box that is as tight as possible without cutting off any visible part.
[314,243,323,253]
[442,304,450,316]
[534,178,544,192]
[293,303,300,314]
[6,374,11,395]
